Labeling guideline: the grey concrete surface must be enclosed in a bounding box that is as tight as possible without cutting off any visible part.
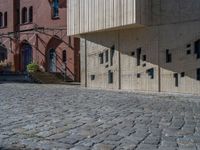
[0,83,200,150]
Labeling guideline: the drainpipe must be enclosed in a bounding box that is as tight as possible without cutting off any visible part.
[158,0,161,92]
[84,36,87,87]
[118,31,121,90]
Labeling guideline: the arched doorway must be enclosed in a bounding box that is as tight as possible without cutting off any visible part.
[48,48,57,72]
[46,36,62,73]
[21,42,32,71]
[0,45,7,62]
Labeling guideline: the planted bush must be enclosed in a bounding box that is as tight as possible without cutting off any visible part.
[27,63,39,73]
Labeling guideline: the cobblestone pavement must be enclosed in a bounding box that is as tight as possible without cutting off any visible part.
[1,83,200,150]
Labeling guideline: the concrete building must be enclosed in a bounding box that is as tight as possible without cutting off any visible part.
[68,0,200,94]
[0,0,80,81]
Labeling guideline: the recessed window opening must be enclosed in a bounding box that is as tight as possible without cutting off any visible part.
[147,68,154,79]
[166,49,172,63]
[136,48,141,66]
[195,40,200,59]
[110,45,115,66]
[108,70,113,84]
[99,53,104,64]
[174,73,179,87]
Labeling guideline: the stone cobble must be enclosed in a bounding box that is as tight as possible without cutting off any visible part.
[0,83,200,150]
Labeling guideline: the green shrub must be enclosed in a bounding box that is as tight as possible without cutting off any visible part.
[27,63,39,73]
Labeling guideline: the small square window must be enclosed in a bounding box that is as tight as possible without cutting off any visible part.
[187,50,191,55]
[91,75,95,80]
[143,64,146,67]
[142,55,146,61]
[187,44,191,48]
[131,52,135,56]
[181,72,185,77]
[137,73,141,78]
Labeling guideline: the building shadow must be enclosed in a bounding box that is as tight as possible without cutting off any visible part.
[82,21,200,93]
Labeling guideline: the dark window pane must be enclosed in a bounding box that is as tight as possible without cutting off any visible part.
[166,49,172,63]
[131,51,135,56]
[108,70,113,84]
[136,48,141,66]
[29,7,33,22]
[197,68,200,81]
[91,75,95,80]
[187,50,191,55]
[4,12,7,27]
[187,44,191,48]
[53,0,59,18]
[142,55,146,61]
[137,73,141,78]
[0,13,3,27]
[146,68,154,79]
[16,9,20,25]
[110,45,115,66]
[99,53,104,64]
[181,72,185,77]
[174,73,179,87]
[195,40,200,59]
[22,7,27,23]
[105,50,109,63]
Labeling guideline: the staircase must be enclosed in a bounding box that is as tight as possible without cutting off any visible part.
[29,72,80,85]
[0,73,33,83]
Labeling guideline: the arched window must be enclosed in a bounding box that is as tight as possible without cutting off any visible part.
[4,12,7,27]
[29,6,33,23]
[16,9,20,25]
[52,0,59,18]
[0,12,3,27]
[62,50,67,63]
[22,7,28,24]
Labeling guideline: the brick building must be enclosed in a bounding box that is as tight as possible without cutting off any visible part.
[68,0,200,94]
[0,0,80,81]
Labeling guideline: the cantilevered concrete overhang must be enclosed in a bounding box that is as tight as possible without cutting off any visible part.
[67,0,151,36]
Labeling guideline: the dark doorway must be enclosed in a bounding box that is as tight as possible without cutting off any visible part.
[21,43,32,71]
[48,48,57,72]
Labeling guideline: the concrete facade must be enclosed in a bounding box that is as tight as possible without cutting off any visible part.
[67,0,151,35]
[68,0,200,94]
[0,0,80,81]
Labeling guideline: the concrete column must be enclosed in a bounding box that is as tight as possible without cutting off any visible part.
[118,31,121,90]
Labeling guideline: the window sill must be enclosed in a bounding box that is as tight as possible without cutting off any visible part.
[20,22,33,26]
[0,26,8,29]
[52,16,60,20]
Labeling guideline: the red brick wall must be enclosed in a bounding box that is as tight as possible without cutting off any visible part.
[0,0,80,81]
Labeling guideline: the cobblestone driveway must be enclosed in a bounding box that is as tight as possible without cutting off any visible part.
[1,83,200,150]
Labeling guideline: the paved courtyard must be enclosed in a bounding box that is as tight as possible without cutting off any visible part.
[1,83,200,150]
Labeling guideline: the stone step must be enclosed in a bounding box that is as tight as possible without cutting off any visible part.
[29,72,75,84]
